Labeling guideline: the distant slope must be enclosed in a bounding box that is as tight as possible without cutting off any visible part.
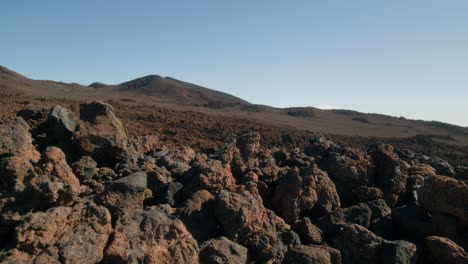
[91,75,249,105]
[1,65,467,146]
[0,65,249,106]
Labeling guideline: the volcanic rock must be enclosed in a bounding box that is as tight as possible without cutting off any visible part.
[177,190,217,243]
[199,237,248,264]
[291,217,323,244]
[370,144,409,207]
[104,207,199,264]
[214,185,286,263]
[0,202,112,264]
[269,165,340,224]
[282,245,341,264]
[418,175,468,224]
[425,236,468,264]
[74,101,128,163]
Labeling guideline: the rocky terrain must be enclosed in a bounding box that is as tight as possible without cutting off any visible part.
[0,100,467,264]
[2,65,468,147]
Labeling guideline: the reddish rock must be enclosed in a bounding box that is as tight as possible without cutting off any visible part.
[0,202,112,264]
[199,237,248,264]
[237,132,261,161]
[270,165,340,224]
[214,185,285,263]
[370,144,409,207]
[353,186,383,203]
[307,136,372,206]
[291,217,323,244]
[75,101,128,163]
[104,207,199,264]
[418,175,468,224]
[0,117,40,162]
[97,171,149,217]
[283,245,341,264]
[183,159,236,197]
[408,163,436,177]
[425,236,468,264]
[35,146,82,207]
[177,190,217,243]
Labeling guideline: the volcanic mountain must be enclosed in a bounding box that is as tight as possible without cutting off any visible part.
[90,74,249,105]
[0,65,248,106]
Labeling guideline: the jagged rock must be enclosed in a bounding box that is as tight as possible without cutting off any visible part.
[307,136,372,206]
[177,190,217,243]
[156,146,195,176]
[381,240,418,264]
[96,171,149,217]
[408,163,436,177]
[353,186,383,203]
[104,207,199,264]
[16,105,51,149]
[0,202,112,264]
[155,182,183,206]
[35,146,82,207]
[16,105,51,129]
[47,105,76,141]
[317,203,372,234]
[425,236,468,264]
[199,237,248,264]
[182,158,236,197]
[269,165,340,224]
[429,159,456,177]
[0,117,40,162]
[237,132,261,161]
[282,245,341,264]
[74,101,127,163]
[71,156,98,183]
[0,156,34,194]
[391,205,458,243]
[291,217,323,244]
[214,185,285,263]
[418,175,468,224]
[332,224,384,264]
[370,144,409,207]
[367,199,391,220]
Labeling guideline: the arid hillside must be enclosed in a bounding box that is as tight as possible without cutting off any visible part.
[1,65,467,147]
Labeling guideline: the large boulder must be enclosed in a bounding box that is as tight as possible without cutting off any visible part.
[370,144,409,207]
[332,224,383,264]
[237,132,261,161]
[418,175,468,224]
[425,236,468,264]
[74,101,127,163]
[0,117,40,162]
[332,224,417,264]
[282,245,341,264]
[381,240,418,264]
[182,158,236,197]
[96,171,149,217]
[317,203,372,235]
[214,185,286,263]
[291,217,323,244]
[391,205,458,243]
[306,135,372,206]
[269,165,340,224]
[199,237,248,264]
[177,190,218,243]
[47,105,76,142]
[34,146,82,207]
[0,202,112,264]
[104,207,199,264]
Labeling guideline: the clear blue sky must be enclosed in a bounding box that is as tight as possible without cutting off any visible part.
[1,1,467,126]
